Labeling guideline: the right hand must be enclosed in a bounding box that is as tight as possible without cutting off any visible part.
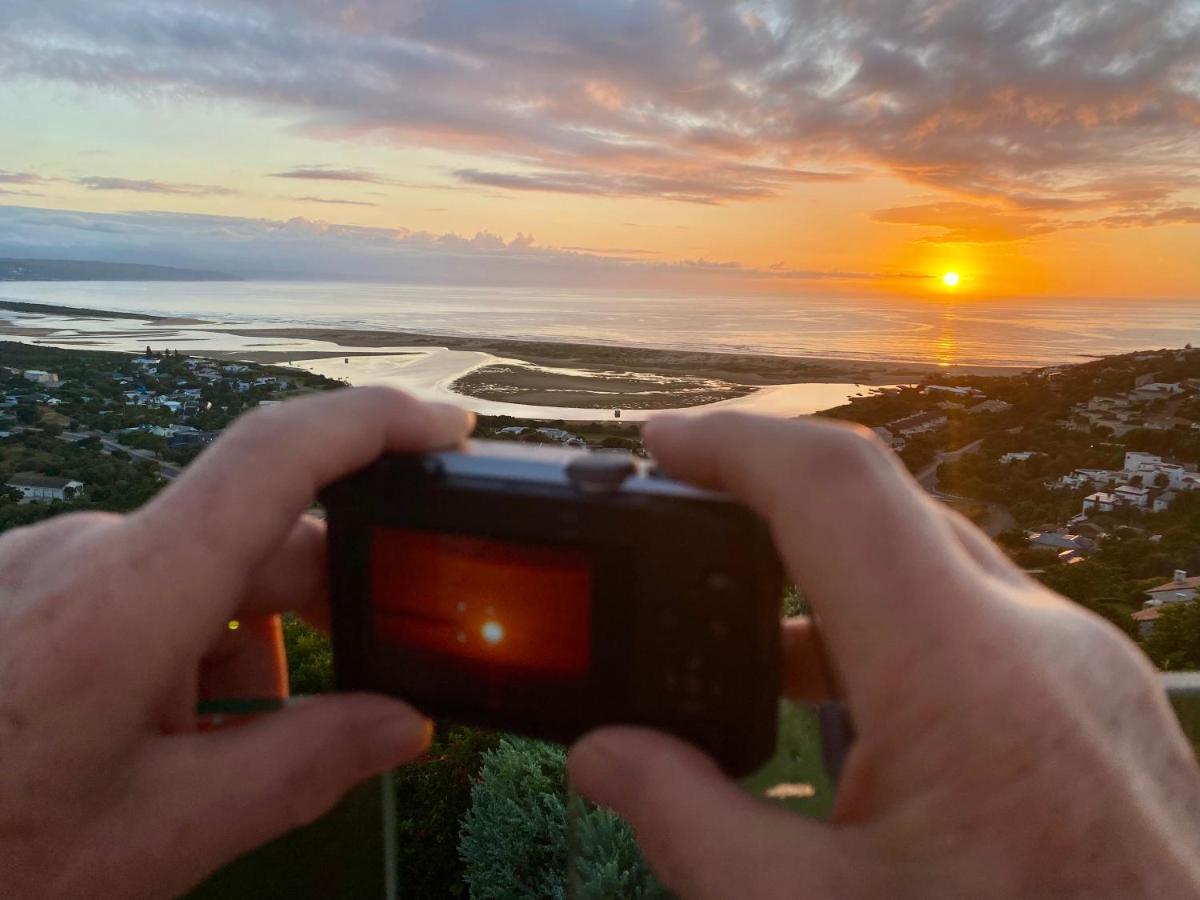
[569,413,1200,899]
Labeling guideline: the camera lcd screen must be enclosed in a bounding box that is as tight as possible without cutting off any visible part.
[369,529,593,678]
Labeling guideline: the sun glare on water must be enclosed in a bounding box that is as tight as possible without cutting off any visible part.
[942,272,961,288]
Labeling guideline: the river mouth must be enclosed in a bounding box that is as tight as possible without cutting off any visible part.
[1,305,934,421]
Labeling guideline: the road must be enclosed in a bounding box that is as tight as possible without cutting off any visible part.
[915,437,985,492]
[913,437,1016,537]
[60,431,183,480]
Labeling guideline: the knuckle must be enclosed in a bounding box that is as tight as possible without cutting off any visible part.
[810,421,889,480]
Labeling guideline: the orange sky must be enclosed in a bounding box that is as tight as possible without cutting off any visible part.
[1,1,1197,298]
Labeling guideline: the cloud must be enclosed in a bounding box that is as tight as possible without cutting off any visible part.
[0,170,44,185]
[78,176,236,196]
[1098,206,1200,229]
[871,202,1060,243]
[1,1,1197,226]
[0,204,912,291]
[270,167,388,184]
[453,165,851,204]
[294,196,379,207]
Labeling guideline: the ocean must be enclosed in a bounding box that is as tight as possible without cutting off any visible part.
[2,281,1198,369]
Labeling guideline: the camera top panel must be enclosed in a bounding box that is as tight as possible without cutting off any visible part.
[429,439,723,500]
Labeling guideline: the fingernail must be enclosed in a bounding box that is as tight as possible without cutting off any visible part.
[378,714,434,758]
[427,403,473,443]
[567,732,624,804]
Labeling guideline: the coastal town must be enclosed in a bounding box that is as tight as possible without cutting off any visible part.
[3,339,1199,667]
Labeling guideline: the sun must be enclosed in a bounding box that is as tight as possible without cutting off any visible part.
[942,272,961,288]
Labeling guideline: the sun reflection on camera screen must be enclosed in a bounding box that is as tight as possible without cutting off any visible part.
[370,529,591,676]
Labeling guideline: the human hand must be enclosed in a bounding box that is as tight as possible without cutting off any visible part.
[569,414,1200,898]
[0,387,472,898]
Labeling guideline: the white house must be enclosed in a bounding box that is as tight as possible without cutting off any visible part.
[6,473,85,502]
[890,412,947,437]
[1154,492,1178,513]
[1133,382,1185,399]
[1144,571,1200,608]
[1083,492,1119,514]
[22,370,60,387]
[1114,485,1150,508]
[1125,451,1163,472]
[1001,451,1042,464]
[1059,468,1117,490]
[923,385,981,399]
[970,399,1012,415]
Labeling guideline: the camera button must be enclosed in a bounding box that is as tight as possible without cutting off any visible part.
[566,454,637,493]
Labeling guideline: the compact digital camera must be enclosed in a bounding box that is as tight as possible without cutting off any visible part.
[321,440,783,776]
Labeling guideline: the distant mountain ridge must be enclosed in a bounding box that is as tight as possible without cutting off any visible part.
[0,258,239,282]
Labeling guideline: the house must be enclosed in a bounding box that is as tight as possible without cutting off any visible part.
[1000,451,1042,464]
[1028,532,1095,554]
[22,370,60,387]
[1059,468,1116,490]
[923,385,981,399]
[1132,607,1164,637]
[890,412,947,437]
[1137,572,1200,633]
[1133,382,1185,400]
[969,399,1012,415]
[1114,485,1150,508]
[6,473,85,502]
[1154,491,1178,513]
[1144,571,1200,607]
[1083,492,1119,514]
[871,426,905,450]
[535,427,581,443]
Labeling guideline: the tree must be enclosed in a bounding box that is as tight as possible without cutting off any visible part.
[460,738,666,900]
[1144,603,1200,670]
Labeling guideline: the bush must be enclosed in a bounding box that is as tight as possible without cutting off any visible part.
[393,725,500,897]
[460,737,666,900]
[282,615,334,694]
[1144,603,1200,670]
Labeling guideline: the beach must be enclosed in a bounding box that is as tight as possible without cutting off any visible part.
[0,298,1032,420]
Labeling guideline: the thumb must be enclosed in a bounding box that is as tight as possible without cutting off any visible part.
[568,727,850,899]
[139,694,430,893]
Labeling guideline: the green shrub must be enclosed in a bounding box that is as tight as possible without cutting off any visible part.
[282,614,334,694]
[460,737,666,900]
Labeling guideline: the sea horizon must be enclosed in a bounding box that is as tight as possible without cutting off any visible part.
[2,280,1199,371]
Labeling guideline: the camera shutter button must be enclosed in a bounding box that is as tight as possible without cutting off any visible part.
[566,455,637,493]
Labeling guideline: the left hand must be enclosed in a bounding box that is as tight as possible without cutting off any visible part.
[0,387,472,898]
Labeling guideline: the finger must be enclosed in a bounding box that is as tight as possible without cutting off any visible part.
[939,505,1028,585]
[239,515,330,629]
[568,727,850,899]
[644,414,990,700]
[782,617,837,702]
[141,694,432,891]
[127,388,472,648]
[198,613,288,702]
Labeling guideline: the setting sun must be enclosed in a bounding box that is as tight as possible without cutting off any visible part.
[943,272,961,288]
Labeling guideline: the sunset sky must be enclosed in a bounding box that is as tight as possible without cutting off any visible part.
[1,0,1198,298]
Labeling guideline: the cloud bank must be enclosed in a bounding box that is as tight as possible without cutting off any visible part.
[0,204,919,290]
[2,0,1195,229]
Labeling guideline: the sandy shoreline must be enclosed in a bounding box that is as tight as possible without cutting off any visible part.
[214,326,1026,382]
[0,298,1032,413]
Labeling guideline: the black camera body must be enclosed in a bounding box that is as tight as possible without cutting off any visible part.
[321,440,783,776]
